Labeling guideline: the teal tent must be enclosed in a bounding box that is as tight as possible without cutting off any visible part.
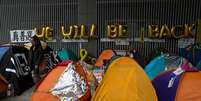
[57,48,77,61]
[145,54,191,80]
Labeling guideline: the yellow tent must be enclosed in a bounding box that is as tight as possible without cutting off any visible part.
[92,57,157,101]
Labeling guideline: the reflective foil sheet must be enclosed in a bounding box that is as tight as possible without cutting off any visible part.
[50,62,87,101]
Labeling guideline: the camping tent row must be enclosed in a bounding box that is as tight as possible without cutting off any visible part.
[57,47,201,70]
[31,48,201,101]
[31,57,158,101]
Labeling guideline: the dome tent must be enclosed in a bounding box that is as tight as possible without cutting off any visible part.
[31,61,97,101]
[145,54,192,80]
[95,49,116,67]
[57,48,77,61]
[92,57,157,101]
[152,67,200,101]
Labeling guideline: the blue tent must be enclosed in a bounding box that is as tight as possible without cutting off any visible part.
[57,48,77,61]
[145,55,166,80]
[145,54,190,80]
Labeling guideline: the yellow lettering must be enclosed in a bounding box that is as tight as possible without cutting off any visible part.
[61,26,73,39]
[89,24,97,38]
[148,25,160,38]
[45,27,53,41]
[159,25,171,38]
[185,24,195,37]
[73,25,79,39]
[80,25,89,39]
[34,27,45,39]
[107,25,118,38]
[171,25,184,39]
[118,25,128,38]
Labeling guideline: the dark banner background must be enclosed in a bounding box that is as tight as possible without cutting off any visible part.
[0,0,201,58]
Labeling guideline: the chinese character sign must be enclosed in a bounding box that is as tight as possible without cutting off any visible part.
[10,30,35,43]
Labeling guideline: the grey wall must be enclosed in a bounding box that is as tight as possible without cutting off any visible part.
[0,0,201,58]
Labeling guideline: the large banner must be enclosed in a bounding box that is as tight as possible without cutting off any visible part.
[10,30,35,43]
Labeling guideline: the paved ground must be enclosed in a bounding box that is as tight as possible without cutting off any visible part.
[1,86,35,101]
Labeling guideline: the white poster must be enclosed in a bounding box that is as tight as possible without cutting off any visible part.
[178,38,195,48]
[115,50,127,56]
[10,30,35,43]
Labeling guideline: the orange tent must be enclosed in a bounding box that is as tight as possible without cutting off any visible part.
[153,69,201,101]
[175,72,201,101]
[31,61,92,101]
[95,49,116,67]
[176,72,201,101]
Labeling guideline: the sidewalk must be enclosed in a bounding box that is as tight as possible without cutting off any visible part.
[1,86,35,101]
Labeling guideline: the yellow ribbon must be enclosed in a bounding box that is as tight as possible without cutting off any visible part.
[80,48,96,64]
[80,48,88,61]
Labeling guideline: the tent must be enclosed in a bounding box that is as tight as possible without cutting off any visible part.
[31,60,97,101]
[92,57,157,101]
[0,45,34,98]
[146,47,168,62]
[145,54,192,80]
[57,48,77,61]
[95,49,116,67]
[152,67,201,101]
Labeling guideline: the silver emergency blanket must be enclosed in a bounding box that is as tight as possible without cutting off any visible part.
[50,62,87,101]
